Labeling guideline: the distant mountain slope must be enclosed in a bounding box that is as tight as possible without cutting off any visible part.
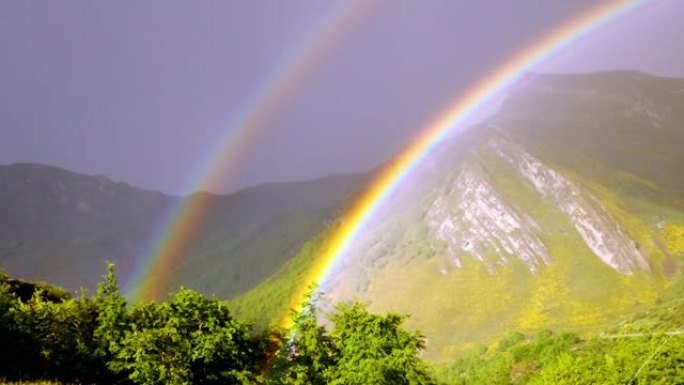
[173,173,368,297]
[232,71,684,360]
[0,163,367,298]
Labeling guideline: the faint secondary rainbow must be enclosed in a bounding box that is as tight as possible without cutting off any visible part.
[281,0,646,328]
[125,0,379,301]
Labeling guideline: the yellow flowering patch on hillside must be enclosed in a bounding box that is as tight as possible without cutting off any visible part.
[662,224,684,255]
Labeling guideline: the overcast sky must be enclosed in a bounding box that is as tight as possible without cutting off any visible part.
[1,0,682,195]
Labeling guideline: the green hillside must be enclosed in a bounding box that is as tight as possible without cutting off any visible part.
[433,270,684,384]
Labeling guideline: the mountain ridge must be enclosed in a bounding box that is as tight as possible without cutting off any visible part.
[0,161,369,298]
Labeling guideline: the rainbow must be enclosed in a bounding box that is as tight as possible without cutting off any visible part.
[125,0,379,301]
[281,0,646,328]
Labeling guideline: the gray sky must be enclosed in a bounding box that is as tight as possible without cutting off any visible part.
[0,0,682,195]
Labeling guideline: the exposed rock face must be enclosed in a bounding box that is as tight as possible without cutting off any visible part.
[424,136,650,276]
[490,139,650,274]
[425,165,550,274]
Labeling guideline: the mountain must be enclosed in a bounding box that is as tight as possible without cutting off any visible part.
[232,71,684,360]
[0,163,367,298]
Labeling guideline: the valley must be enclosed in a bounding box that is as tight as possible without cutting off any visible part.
[1,71,684,364]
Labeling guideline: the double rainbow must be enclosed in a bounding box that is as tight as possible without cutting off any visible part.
[126,0,646,318]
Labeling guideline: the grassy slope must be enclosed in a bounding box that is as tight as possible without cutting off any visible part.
[432,265,684,384]
[228,225,338,329]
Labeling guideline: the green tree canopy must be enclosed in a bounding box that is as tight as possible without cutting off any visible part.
[270,292,435,385]
[328,301,435,385]
[115,287,262,385]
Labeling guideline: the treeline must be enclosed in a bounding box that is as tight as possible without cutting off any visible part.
[3,265,684,384]
[0,265,434,385]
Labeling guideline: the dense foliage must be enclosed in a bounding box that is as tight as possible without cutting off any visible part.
[0,266,433,384]
[271,293,434,385]
[433,276,684,384]
[2,265,684,384]
[434,330,684,384]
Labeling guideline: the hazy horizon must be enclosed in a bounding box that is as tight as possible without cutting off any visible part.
[3,67,679,198]
[1,1,682,195]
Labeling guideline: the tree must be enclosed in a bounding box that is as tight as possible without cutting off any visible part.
[10,286,101,383]
[328,301,435,385]
[270,294,435,385]
[269,290,337,385]
[115,287,261,385]
[0,270,24,380]
[93,263,130,383]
